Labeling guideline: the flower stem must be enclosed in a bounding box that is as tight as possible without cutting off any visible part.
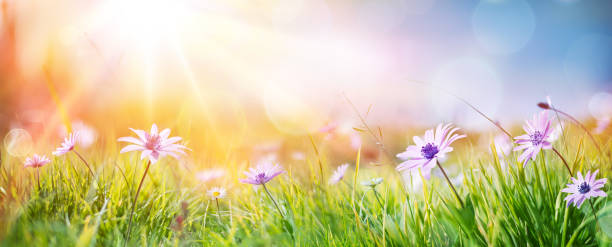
[551,148,600,227]
[72,150,94,177]
[261,183,284,217]
[36,168,41,191]
[552,147,573,176]
[372,189,385,209]
[215,198,222,223]
[436,161,464,208]
[126,160,151,243]
[547,106,602,154]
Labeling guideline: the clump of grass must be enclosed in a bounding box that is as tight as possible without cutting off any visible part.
[0,124,610,246]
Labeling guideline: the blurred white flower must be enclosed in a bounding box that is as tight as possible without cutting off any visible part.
[361,177,383,188]
[207,187,227,200]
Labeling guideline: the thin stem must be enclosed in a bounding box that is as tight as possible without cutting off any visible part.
[261,183,284,218]
[588,200,599,225]
[551,148,600,227]
[548,106,602,153]
[215,198,222,223]
[308,134,325,185]
[552,148,573,176]
[126,160,151,243]
[436,161,464,207]
[72,150,94,177]
[372,189,385,209]
[405,79,513,139]
[36,168,41,191]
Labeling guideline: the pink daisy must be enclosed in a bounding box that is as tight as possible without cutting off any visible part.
[118,124,188,163]
[24,154,51,168]
[329,163,350,185]
[240,162,285,185]
[396,123,466,179]
[513,111,554,166]
[52,132,78,156]
[562,170,607,208]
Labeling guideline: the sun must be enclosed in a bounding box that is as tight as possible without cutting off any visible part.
[90,0,193,49]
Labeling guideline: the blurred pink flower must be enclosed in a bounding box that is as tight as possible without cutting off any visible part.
[52,133,77,156]
[396,123,466,179]
[562,170,607,208]
[240,162,285,185]
[118,124,188,163]
[513,111,554,166]
[24,154,51,168]
[319,121,338,140]
[59,121,97,148]
[493,134,513,157]
[350,132,362,150]
[329,163,350,185]
[196,169,225,182]
[595,118,610,134]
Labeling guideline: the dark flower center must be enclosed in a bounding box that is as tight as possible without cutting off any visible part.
[530,131,545,145]
[421,143,439,160]
[256,173,267,183]
[578,182,590,194]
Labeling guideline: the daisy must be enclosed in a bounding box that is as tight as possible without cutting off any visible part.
[513,111,554,166]
[361,177,383,188]
[24,154,50,168]
[396,123,466,179]
[53,133,78,156]
[24,154,50,190]
[329,163,350,185]
[240,162,286,217]
[118,124,188,163]
[52,132,94,176]
[207,187,227,200]
[562,170,607,208]
[239,162,285,185]
[121,124,188,241]
[59,121,97,148]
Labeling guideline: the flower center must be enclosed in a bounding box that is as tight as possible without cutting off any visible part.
[145,134,161,150]
[578,182,590,194]
[530,131,545,145]
[256,173,267,183]
[213,191,220,197]
[421,143,439,160]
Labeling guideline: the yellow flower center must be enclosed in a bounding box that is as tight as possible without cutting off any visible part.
[213,191,220,197]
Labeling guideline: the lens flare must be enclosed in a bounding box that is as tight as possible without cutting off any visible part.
[4,128,33,157]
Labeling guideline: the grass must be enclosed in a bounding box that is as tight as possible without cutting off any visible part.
[0,125,611,246]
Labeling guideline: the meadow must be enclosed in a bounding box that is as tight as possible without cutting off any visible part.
[0,103,611,247]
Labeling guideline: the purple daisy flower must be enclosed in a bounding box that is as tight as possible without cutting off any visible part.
[562,170,607,208]
[240,162,285,185]
[396,123,466,179]
[513,111,555,166]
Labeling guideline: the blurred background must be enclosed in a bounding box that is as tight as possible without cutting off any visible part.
[1,0,612,163]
